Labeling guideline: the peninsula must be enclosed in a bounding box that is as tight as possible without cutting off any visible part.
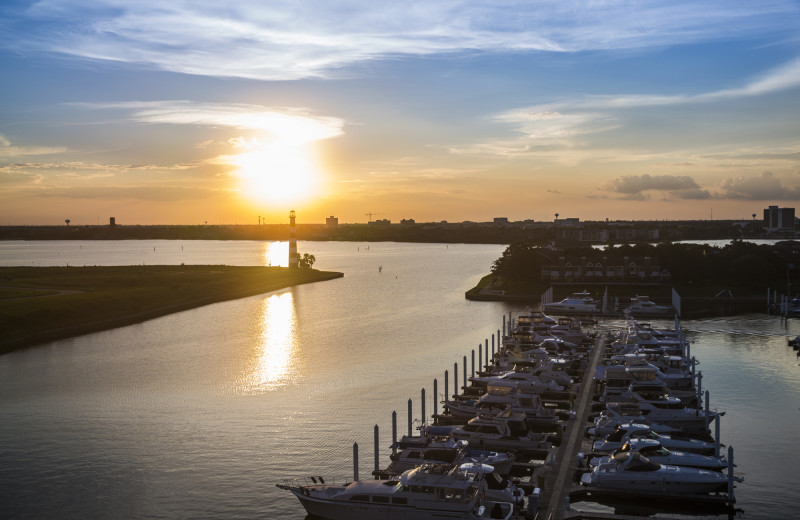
[0,265,343,354]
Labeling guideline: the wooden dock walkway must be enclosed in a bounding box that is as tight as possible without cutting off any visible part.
[539,334,606,520]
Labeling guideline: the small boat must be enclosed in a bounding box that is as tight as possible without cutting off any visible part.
[589,439,729,471]
[592,423,716,455]
[543,291,600,315]
[580,451,728,494]
[623,295,675,316]
[277,463,517,520]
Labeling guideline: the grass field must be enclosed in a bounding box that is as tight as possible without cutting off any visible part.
[0,265,343,353]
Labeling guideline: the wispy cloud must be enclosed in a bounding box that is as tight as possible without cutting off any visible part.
[73,101,345,143]
[2,1,796,80]
[0,134,67,158]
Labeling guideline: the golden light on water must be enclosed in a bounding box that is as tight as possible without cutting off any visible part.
[264,241,289,267]
[238,291,298,394]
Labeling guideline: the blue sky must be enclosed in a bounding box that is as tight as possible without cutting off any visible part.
[1,0,799,225]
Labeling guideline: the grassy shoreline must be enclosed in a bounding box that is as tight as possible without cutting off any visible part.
[0,265,343,354]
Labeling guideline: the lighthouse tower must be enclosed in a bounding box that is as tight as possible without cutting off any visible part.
[288,210,299,268]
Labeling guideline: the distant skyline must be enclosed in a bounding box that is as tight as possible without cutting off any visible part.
[1,1,800,225]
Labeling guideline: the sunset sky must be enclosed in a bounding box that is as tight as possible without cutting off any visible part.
[2,1,800,225]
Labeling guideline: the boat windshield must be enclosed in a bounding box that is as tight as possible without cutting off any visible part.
[624,453,660,472]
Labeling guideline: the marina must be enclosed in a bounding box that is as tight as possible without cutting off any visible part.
[0,241,798,519]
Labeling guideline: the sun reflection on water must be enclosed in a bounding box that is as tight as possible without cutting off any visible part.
[238,291,298,394]
[263,242,288,267]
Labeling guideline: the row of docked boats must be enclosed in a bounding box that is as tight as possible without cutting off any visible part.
[579,317,742,501]
[543,290,676,317]
[278,310,741,518]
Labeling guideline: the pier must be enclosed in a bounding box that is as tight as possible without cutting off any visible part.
[341,307,741,520]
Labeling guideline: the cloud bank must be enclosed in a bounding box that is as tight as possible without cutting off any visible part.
[1,1,796,80]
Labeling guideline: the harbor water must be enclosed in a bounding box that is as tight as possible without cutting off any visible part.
[1,240,798,519]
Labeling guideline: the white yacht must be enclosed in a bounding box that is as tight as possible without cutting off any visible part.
[589,439,729,471]
[277,463,516,520]
[385,438,516,476]
[592,423,716,455]
[543,291,600,315]
[450,408,552,454]
[623,295,676,316]
[580,451,728,494]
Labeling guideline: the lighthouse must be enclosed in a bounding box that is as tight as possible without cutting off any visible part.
[288,210,299,268]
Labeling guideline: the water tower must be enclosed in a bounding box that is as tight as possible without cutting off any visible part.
[288,210,299,268]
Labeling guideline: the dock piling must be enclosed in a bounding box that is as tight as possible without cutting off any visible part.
[353,442,359,482]
[433,379,438,417]
[444,371,449,406]
[373,425,379,479]
[727,446,735,503]
[479,344,483,373]
[454,363,458,401]
[704,389,710,430]
[392,411,397,455]
[715,412,721,459]
[407,399,412,437]
[421,388,426,426]
[462,356,467,395]
[471,350,475,378]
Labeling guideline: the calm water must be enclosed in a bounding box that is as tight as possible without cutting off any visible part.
[0,241,798,519]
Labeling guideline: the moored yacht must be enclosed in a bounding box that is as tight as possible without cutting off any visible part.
[580,451,728,494]
[277,463,516,520]
[543,290,600,315]
[589,439,729,471]
[592,423,716,455]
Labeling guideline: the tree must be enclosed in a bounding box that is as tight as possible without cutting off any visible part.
[298,253,316,269]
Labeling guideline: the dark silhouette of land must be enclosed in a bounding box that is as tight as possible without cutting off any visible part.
[0,265,342,353]
[0,217,784,244]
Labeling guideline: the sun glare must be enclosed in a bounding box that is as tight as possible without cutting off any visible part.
[233,141,320,205]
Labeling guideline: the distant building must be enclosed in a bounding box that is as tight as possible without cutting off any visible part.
[542,255,670,284]
[763,205,795,232]
[368,219,391,225]
[400,218,416,225]
[493,217,509,225]
[326,215,339,227]
[109,217,116,226]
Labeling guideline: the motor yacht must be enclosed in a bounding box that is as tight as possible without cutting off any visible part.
[450,408,553,454]
[277,463,516,520]
[385,438,516,476]
[623,295,676,316]
[580,451,728,494]
[543,291,600,315]
[592,423,716,455]
[589,439,729,471]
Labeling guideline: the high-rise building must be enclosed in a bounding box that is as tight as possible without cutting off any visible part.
[763,205,795,231]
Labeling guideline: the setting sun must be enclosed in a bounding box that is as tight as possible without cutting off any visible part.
[232,141,321,205]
